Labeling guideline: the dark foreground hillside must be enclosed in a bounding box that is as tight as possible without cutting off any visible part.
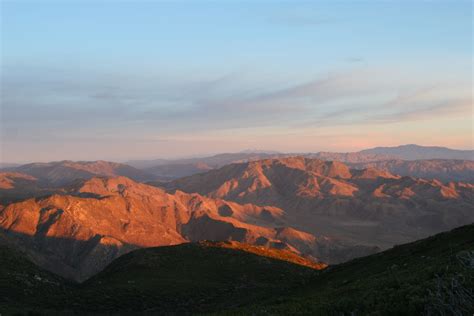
[233,224,474,315]
[77,241,322,314]
[0,225,473,315]
[0,241,321,314]
[0,245,73,314]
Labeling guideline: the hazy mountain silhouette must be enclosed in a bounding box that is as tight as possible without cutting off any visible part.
[360,144,474,160]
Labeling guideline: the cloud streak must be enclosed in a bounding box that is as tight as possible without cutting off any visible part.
[1,63,472,161]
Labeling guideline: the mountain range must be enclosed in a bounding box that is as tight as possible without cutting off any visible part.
[124,144,474,180]
[360,144,474,160]
[0,176,345,281]
[1,155,473,283]
[11,160,154,185]
[0,145,473,288]
[349,159,474,182]
[164,157,474,250]
[2,145,473,183]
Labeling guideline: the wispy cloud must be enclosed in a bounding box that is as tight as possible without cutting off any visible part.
[370,98,472,123]
[1,63,472,161]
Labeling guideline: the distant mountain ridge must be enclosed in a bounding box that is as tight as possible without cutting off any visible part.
[0,163,21,169]
[127,152,287,169]
[360,144,474,160]
[4,145,473,182]
[6,160,156,186]
[349,159,474,182]
[126,144,474,180]
[0,172,36,189]
[0,172,57,205]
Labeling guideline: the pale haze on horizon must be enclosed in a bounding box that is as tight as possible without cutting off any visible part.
[1,1,472,163]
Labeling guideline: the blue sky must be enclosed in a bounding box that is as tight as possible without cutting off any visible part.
[1,0,472,162]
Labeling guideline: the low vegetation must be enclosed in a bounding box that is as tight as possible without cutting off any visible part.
[231,224,474,315]
[0,224,472,315]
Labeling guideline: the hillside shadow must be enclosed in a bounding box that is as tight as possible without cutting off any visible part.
[0,227,138,283]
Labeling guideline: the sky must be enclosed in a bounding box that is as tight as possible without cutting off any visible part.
[1,0,472,162]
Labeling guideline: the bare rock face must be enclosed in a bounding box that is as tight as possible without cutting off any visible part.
[166,157,474,250]
[0,176,343,281]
